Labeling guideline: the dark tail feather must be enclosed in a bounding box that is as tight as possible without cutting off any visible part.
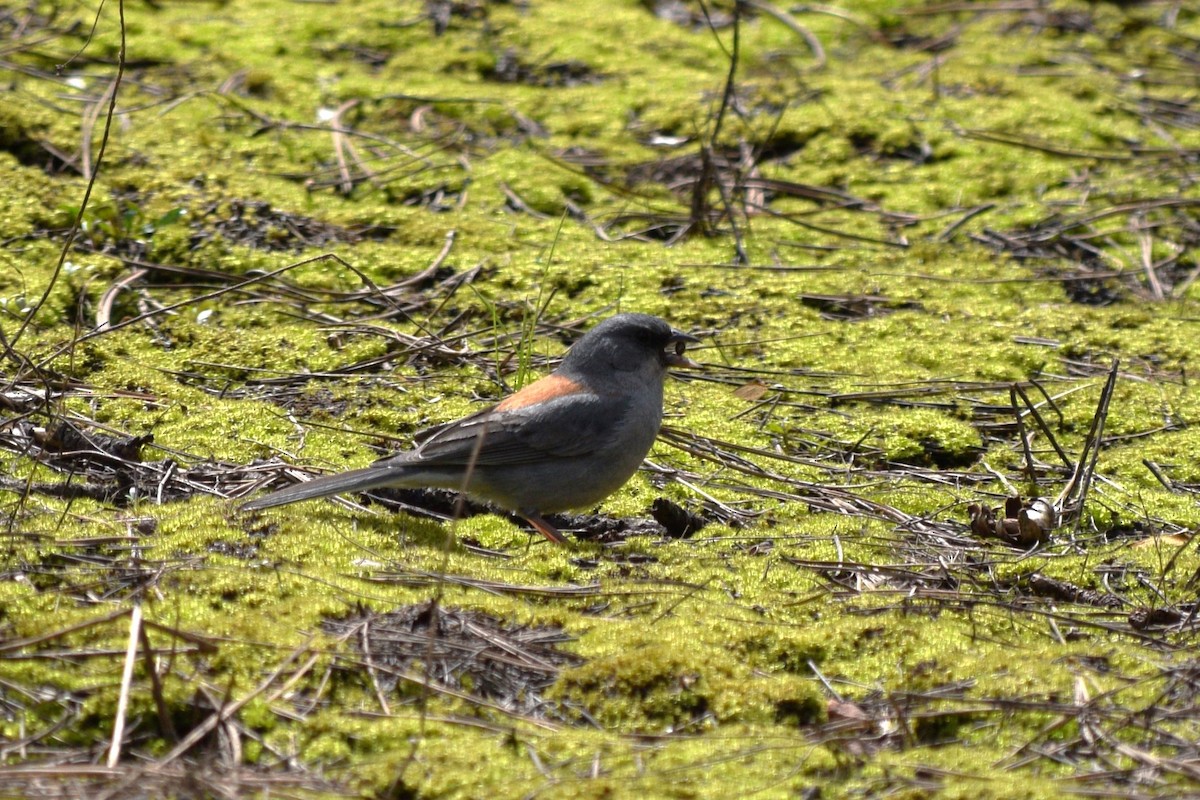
[241,465,405,511]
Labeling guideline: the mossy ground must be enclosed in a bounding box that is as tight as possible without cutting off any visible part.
[2,1,1200,798]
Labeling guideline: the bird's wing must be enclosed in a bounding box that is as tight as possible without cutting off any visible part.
[379,388,629,469]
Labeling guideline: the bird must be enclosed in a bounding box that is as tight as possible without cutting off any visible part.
[241,313,701,544]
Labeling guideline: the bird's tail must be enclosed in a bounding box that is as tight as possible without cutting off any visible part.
[241,465,409,511]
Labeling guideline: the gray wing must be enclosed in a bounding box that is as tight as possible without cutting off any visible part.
[376,393,631,469]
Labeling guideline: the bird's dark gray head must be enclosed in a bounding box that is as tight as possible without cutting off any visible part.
[561,313,700,378]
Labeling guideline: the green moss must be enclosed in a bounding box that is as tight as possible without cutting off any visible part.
[3,0,1200,796]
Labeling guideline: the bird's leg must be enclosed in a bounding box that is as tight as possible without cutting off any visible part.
[520,510,570,545]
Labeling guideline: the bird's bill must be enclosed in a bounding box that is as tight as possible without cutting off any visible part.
[665,330,702,369]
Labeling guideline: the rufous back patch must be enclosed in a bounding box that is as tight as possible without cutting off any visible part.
[496,374,584,411]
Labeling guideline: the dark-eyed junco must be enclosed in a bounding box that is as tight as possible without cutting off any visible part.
[241,313,700,544]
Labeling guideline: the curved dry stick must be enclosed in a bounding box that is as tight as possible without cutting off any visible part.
[329,99,359,195]
[744,0,827,70]
[1056,359,1119,527]
[80,75,118,180]
[95,267,147,331]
